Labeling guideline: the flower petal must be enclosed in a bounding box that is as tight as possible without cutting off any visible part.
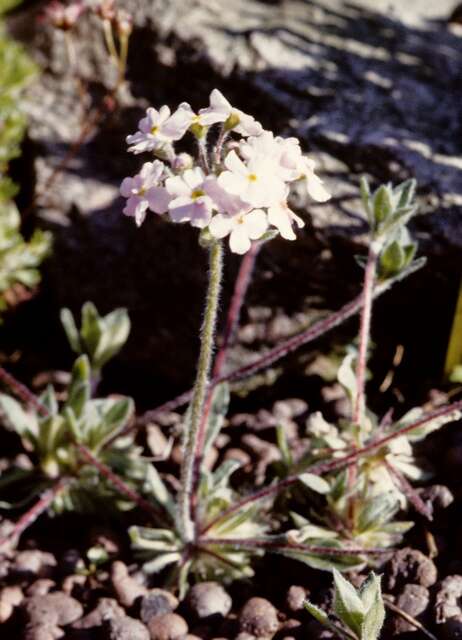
[244,208,268,239]
[229,226,251,254]
[209,214,233,239]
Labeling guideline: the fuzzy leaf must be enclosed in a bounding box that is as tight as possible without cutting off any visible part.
[0,393,37,440]
[299,472,330,494]
[333,569,365,635]
[203,382,229,456]
[360,574,385,640]
[60,308,81,354]
[304,600,330,625]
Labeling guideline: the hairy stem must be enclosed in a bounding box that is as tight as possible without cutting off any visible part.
[200,398,462,534]
[177,242,223,542]
[0,366,48,416]
[191,241,261,502]
[0,479,68,550]
[353,244,379,428]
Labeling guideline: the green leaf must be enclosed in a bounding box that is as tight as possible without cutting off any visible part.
[360,574,385,640]
[93,307,131,370]
[379,241,404,277]
[276,424,293,467]
[333,569,365,635]
[60,308,81,353]
[203,382,230,456]
[304,600,330,625]
[357,493,399,532]
[337,352,357,402]
[80,302,103,362]
[144,465,176,519]
[299,472,330,494]
[395,178,416,210]
[373,185,393,227]
[0,392,37,441]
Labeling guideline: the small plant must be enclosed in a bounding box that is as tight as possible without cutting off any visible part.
[60,301,130,382]
[305,570,385,640]
[0,306,145,515]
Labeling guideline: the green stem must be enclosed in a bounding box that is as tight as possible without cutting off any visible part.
[177,241,223,542]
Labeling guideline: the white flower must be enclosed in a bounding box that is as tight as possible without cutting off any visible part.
[267,189,305,240]
[300,157,331,202]
[126,106,190,154]
[166,168,214,228]
[198,89,263,136]
[120,161,170,226]
[218,150,285,208]
[203,177,251,216]
[209,208,268,254]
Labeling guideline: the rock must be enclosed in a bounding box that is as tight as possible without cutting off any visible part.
[111,561,147,608]
[73,598,125,629]
[392,584,430,634]
[12,550,57,579]
[418,484,454,513]
[140,589,179,624]
[186,582,232,619]
[239,597,279,638]
[61,573,87,598]
[147,613,188,640]
[23,624,64,640]
[223,448,252,467]
[436,575,462,623]
[0,584,23,622]
[285,586,307,613]
[27,580,56,597]
[385,548,438,592]
[23,592,84,626]
[107,615,150,640]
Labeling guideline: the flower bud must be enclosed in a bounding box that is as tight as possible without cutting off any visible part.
[114,9,133,37]
[171,153,193,173]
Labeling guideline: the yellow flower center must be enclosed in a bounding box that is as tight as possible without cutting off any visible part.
[151,125,159,135]
[191,189,205,199]
[248,173,257,182]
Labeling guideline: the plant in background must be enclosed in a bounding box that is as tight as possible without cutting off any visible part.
[305,570,385,640]
[0,2,52,316]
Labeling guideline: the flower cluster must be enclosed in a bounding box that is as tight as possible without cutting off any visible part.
[121,89,330,254]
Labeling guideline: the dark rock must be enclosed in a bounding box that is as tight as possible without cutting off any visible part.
[239,597,279,638]
[140,589,179,624]
[440,617,462,640]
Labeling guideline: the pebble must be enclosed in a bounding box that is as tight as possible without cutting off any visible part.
[392,584,429,634]
[140,589,179,624]
[186,582,232,619]
[285,586,307,613]
[107,615,150,640]
[73,597,124,628]
[148,612,188,640]
[27,579,56,597]
[12,550,57,578]
[223,448,252,467]
[23,623,64,640]
[436,575,462,623]
[61,573,87,597]
[23,592,83,626]
[0,584,23,622]
[111,561,147,607]
[239,597,279,638]
[385,547,437,591]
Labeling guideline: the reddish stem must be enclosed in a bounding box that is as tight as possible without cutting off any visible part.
[76,444,165,524]
[136,292,365,431]
[0,479,68,550]
[0,366,48,416]
[385,461,433,520]
[200,398,462,534]
[198,536,390,557]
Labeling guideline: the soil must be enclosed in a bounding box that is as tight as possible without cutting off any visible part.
[1,0,462,638]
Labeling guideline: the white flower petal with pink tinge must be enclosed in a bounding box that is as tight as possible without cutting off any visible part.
[209,209,268,254]
[268,202,304,240]
[199,89,263,136]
